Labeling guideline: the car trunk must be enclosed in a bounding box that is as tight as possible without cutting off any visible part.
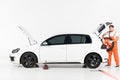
[94,22,112,40]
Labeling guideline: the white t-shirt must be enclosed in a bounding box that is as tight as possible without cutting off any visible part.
[106,31,119,38]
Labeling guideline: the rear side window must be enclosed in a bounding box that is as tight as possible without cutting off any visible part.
[70,35,92,44]
[47,35,66,45]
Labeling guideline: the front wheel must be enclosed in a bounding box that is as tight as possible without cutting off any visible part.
[20,53,37,68]
[85,53,101,69]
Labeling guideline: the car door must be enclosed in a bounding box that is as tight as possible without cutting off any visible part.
[40,35,67,62]
[67,34,92,62]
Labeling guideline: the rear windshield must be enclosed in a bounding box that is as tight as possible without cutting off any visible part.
[97,24,105,33]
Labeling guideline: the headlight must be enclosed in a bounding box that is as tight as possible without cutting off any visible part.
[12,48,20,53]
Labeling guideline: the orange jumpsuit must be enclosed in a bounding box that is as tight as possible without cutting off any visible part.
[104,35,119,66]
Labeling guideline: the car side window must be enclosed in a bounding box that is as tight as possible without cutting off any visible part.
[46,35,66,45]
[85,35,92,43]
[70,35,92,44]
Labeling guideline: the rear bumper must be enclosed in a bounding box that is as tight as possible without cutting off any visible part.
[102,58,108,63]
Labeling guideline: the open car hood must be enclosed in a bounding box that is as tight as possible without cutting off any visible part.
[18,26,38,46]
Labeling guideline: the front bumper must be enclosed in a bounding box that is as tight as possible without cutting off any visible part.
[10,56,15,61]
[9,53,20,64]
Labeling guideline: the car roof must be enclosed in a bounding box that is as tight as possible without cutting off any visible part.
[52,33,92,36]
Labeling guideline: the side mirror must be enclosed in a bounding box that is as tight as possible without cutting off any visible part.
[42,41,48,46]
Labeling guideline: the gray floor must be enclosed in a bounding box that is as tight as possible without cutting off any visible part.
[0,57,120,80]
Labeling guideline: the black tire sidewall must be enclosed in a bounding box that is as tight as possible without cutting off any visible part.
[85,53,101,69]
[21,53,37,68]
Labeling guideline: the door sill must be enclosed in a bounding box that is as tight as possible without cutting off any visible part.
[43,62,81,64]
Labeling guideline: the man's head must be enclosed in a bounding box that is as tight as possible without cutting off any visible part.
[109,25,114,32]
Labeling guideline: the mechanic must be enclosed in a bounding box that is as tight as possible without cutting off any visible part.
[102,25,119,67]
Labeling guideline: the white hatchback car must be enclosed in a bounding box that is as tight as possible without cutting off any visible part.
[10,22,110,68]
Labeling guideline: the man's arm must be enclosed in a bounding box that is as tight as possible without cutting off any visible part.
[113,36,119,42]
[112,31,119,42]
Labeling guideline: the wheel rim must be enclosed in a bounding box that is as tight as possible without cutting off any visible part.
[87,55,100,67]
[22,54,36,67]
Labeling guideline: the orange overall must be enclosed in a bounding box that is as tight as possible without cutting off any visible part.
[104,36,119,66]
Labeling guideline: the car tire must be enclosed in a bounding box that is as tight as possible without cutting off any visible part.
[85,53,101,69]
[20,53,37,68]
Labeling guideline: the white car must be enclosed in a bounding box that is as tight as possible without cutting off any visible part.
[10,22,111,68]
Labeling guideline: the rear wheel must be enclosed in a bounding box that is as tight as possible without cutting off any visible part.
[85,53,101,69]
[20,53,37,68]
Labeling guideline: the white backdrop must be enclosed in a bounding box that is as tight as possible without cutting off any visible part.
[1,0,120,58]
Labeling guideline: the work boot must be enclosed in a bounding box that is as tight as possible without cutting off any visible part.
[115,66,119,67]
[105,64,111,66]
